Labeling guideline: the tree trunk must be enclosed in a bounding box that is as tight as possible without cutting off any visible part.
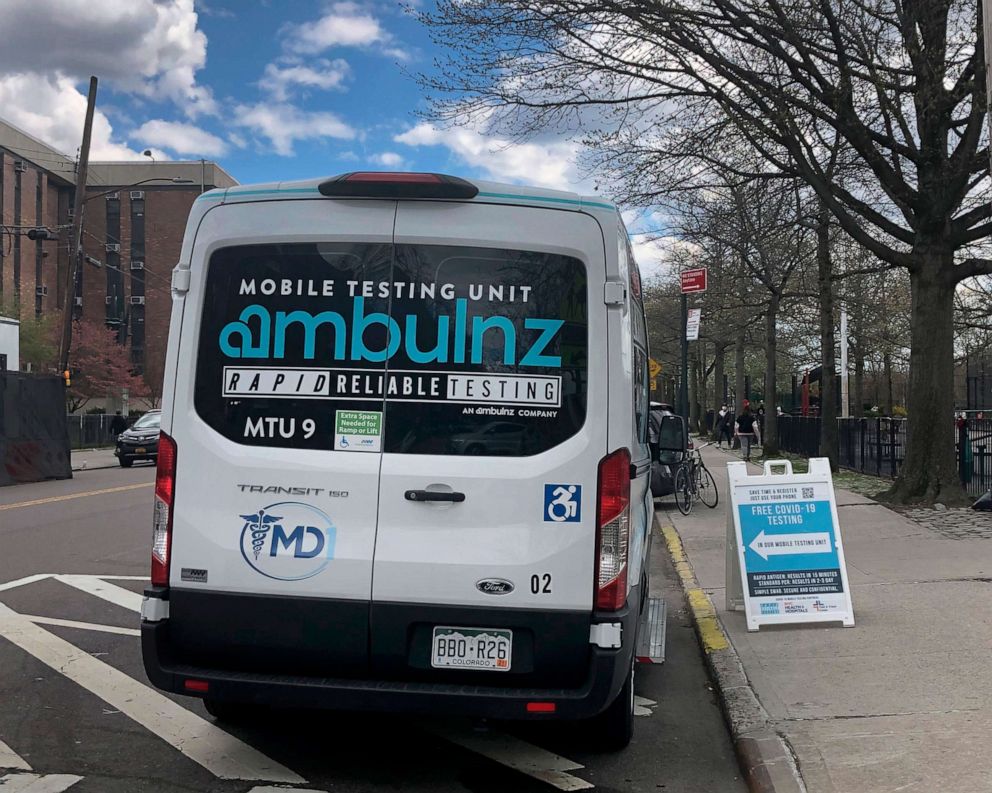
[689,348,701,433]
[763,295,779,455]
[884,256,964,505]
[883,353,894,415]
[816,204,838,468]
[734,337,745,412]
[712,343,726,438]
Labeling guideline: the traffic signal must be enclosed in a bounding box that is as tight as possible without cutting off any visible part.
[26,227,57,241]
[62,369,71,387]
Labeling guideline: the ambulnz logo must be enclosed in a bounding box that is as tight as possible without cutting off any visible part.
[238,502,336,581]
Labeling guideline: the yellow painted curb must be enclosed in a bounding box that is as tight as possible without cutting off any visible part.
[660,524,730,653]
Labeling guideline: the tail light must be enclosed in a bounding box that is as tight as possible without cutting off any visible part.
[595,448,631,610]
[152,431,176,587]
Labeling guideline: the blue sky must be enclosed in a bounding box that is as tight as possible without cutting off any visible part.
[0,0,666,272]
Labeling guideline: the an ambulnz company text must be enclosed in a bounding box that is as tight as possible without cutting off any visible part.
[238,502,337,581]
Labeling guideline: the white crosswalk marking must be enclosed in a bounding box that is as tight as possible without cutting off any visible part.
[52,575,143,613]
[0,773,83,792]
[0,575,52,594]
[424,723,594,791]
[0,603,305,784]
[20,615,140,637]
[0,738,31,771]
[246,787,331,793]
[1,574,604,791]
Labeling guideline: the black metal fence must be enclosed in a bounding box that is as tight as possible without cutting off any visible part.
[66,414,125,450]
[776,416,992,497]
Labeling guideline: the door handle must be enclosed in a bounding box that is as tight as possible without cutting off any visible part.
[405,490,466,503]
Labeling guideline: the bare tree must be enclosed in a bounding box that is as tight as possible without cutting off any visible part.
[420,0,989,503]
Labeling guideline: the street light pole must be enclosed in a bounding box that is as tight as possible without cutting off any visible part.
[679,292,689,419]
[59,76,97,377]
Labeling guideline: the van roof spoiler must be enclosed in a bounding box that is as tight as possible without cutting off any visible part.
[318,172,479,200]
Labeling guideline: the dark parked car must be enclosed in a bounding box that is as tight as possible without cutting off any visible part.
[115,410,161,467]
[648,402,683,497]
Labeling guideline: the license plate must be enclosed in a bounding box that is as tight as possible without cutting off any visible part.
[431,627,512,671]
[135,447,146,454]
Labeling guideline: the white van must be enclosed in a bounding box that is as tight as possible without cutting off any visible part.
[141,172,663,748]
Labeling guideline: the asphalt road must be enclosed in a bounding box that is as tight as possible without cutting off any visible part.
[0,465,746,793]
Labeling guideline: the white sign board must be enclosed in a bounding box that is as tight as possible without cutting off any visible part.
[0,316,19,371]
[686,308,701,341]
[726,458,854,630]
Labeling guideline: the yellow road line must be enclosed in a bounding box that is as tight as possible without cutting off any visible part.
[0,482,152,512]
[660,523,730,653]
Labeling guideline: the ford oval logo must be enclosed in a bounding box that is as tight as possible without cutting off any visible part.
[476,579,514,595]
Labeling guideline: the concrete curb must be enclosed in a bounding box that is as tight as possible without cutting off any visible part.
[659,520,807,793]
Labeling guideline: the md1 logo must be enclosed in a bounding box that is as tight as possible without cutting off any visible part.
[239,501,336,581]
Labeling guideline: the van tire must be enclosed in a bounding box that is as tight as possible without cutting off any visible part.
[203,698,256,723]
[118,457,133,468]
[585,654,635,751]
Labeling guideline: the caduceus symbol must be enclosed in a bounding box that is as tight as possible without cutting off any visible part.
[241,508,282,559]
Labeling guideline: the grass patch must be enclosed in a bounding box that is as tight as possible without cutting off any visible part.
[755,449,890,498]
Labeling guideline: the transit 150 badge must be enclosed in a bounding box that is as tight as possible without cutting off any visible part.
[239,501,336,581]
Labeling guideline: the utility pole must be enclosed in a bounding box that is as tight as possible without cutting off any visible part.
[59,75,98,376]
[985,0,992,174]
[679,292,688,419]
[840,305,850,418]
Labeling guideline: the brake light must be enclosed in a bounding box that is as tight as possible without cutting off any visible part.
[151,431,176,587]
[184,679,209,693]
[317,171,479,199]
[526,702,556,713]
[595,448,631,611]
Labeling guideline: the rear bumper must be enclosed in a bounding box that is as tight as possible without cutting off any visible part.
[141,587,638,721]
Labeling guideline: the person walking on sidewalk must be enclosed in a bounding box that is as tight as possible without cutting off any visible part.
[110,411,127,437]
[715,405,733,448]
[735,404,759,461]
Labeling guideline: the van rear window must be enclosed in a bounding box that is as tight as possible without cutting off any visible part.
[194,243,587,455]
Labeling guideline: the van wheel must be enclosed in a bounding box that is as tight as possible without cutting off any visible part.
[585,655,635,751]
[119,457,133,468]
[203,698,256,723]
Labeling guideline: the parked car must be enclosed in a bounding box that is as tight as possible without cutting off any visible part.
[115,410,161,467]
[648,402,681,497]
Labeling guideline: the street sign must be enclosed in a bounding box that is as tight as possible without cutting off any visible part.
[726,458,854,630]
[680,267,707,293]
[649,358,662,379]
[686,308,701,341]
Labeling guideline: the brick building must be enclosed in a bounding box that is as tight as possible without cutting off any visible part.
[0,117,237,393]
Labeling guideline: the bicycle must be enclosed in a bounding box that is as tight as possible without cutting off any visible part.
[673,441,720,515]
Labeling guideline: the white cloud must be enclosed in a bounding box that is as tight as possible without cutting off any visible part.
[394,123,584,192]
[370,151,405,168]
[0,0,215,116]
[233,102,356,156]
[282,2,386,53]
[134,119,228,157]
[261,58,351,101]
[0,73,145,161]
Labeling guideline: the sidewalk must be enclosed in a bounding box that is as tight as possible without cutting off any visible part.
[70,448,120,471]
[659,444,992,793]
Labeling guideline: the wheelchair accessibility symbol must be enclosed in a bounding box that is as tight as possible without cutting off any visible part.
[544,484,582,523]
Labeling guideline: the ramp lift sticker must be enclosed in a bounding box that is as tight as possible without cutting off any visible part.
[726,458,855,630]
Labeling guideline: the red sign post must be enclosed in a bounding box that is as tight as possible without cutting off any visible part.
[681,267,708,294]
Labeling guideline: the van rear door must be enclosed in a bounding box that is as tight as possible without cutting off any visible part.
[371,202,607,685]
[167,199,394,675]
